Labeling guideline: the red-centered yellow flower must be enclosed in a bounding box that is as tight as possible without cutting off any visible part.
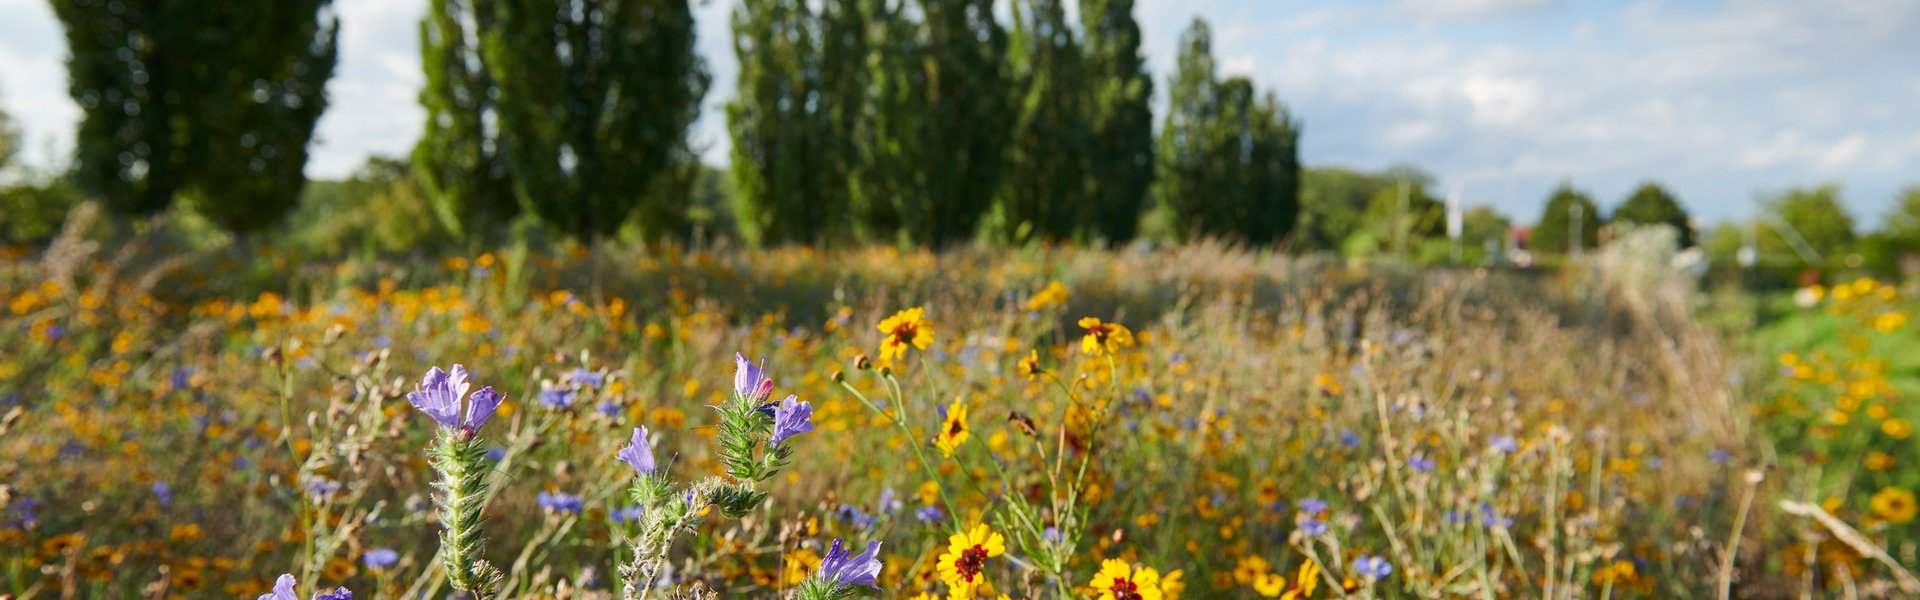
[1871,486,1917,524]
[1078,317,1134,356]
[1016,349,1043,380]
[935,399,970,458]
[878,307,934,367]
[938,523,1006,598]
[1255,560,1320,599]
[1091,559,1164,600]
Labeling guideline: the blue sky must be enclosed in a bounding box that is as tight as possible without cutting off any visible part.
[2,0,1916,225]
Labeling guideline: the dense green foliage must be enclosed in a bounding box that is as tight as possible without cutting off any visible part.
[1531,184,1602,256]
[53,0,338,232]
[1611,181,1693,247]
[993,0,1093,244]
[1079,0,1154,244]
[415,0,519,234]
[1154,20,1300,245]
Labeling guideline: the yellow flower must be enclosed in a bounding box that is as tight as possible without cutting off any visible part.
[1883,418,1911,439]
[1870,487,1917,524]
[1078,317,1134,357]
[1875,311,1909,333]
[1090,559,1164,600]
[937,523,1006,598]
[878,307,935,367]
[1232,555,1269,585]
[1864,451,1894,471]
[1160,570,1186,600]
[935,399,971,458]
[1016,349,1043,380]
[919,480,942,506]
[1255,560,1320,599]
[1025,281,1069,311]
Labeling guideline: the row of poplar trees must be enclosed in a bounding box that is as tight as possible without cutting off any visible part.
[54,0,1299,246]
[728,0,1301,246]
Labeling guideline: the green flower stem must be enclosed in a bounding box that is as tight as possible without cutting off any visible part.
[838,376,963,537]
[428,429,503,599]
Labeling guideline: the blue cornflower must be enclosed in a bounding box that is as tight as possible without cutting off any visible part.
[1408,454,1436,473]
[1354,555,1392,581]
[1298,497,1328,515]
[1042,527,1062,542]
[877,488,902,513]
[362,548,399,569]
[565,368,604,388]
[769,395,815,447]
[538,491,585,514]
[1299,518,1329,536]
[1339,429,1361,447]
[815,538,884,589]
[618,427,656,475]
[306,478,341,499]
[405,365,501,435]
[613,505,646,523]
[836,504,877,529]
[152,482,172,506]
[486,445,507,462]
[536,387,575,409]
[1490,435,1518,453]
[734,353,774,404]
[1479,503,1512,529]
[915,505,944,523]
[1709,449,1732,464]
[597,401,622,417]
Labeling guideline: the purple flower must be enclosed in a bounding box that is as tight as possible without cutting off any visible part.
[406,365,502,434]
[314,588,352,600]
[258,574,351,600]
[1490,436,1518,453]
[613,505,646,523]
[362,548,399,569]
[537,387,575,409]
[816,538,884,589]
[1354,555,1392,580]
[915,505,944,522]
[835,504,877,529]
[565,368,605,388]
[734,353,774,404]
[306,477,342,499]
[1408,454,1436,473]
[1479,503,1512,529]
[152,482,172,506]
[538,491,585,514]
[1298,498,1327,515]
[769,395,814,447]
[1299,518,1329,536]
[618,426,656,475]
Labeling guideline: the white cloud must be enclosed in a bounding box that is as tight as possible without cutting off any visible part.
[1389,0,1552,21]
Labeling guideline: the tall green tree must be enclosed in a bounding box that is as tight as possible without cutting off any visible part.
[415,0,518,235]
[911,0,1013,246]
[1080,0,1153,243]
[1531,184,1602,255]
[483,0,707,242]
[0,100,18,171]
[1296,167,1397,251]
[848,0,920,243]
[1357,177,1444,256]
[55,0,338,232]
[1763,185,1855,268]
[1154,19,1299,245]
[728,0,838,245]
[1611,181,1693,246]
[993,0,1092,244]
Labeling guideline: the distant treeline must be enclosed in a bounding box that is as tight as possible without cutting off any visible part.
[3,0,1920,281]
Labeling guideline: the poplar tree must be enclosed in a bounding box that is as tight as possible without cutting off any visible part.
[54,0,338,231]
[1080,0,1153,242]
[994,0,1091,244]
[415,0,518,235]
[484,0,708,242]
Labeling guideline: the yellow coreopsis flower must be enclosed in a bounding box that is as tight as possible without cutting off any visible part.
[1091,559,1164,600]
[1078,317,1134,356]
[878,307,935,367]
[1016,349,1043,380]
[935,399,971,457]
[1871,486,1917,524]
[1025,281,1069,311]
[1255,560,1320,599]
[938,523,1006,598]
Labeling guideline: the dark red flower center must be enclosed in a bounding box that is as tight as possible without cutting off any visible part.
[1110,576,1142,600]
[889,323,918,345]
[954,545,988,582]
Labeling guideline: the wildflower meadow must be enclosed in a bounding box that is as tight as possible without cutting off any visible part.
[2,216,1915,599]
